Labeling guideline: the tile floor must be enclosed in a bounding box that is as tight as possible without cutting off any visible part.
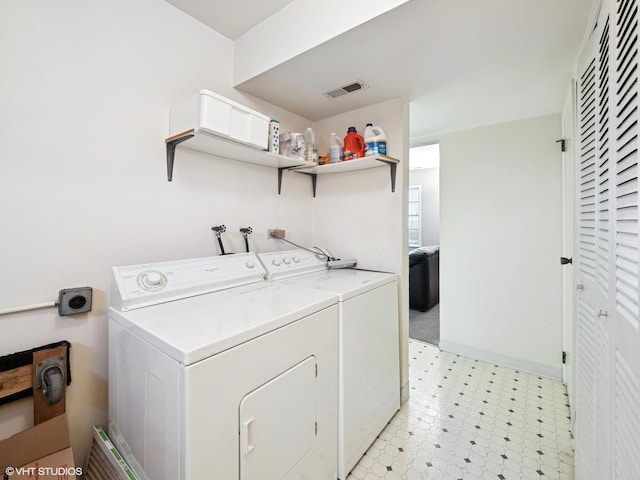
[348,340,574,480]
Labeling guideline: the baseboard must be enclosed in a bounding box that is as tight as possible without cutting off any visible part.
[438,340,562,380]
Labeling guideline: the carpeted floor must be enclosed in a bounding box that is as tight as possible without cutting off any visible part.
[409,303,440,345]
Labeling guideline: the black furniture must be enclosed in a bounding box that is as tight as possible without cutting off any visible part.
[409,245,440,312]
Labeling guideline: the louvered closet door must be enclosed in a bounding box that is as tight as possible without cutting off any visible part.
[611,0,640,477]
[596,14,614,480]
[574,0,640,478]
[574,17,612,479]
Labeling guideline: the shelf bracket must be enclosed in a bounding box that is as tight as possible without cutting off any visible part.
[277,167,287,195]
[298,172,318,197]
[166,134,194,182]
[376,158,398,192]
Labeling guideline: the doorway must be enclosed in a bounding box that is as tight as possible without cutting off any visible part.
[408,143,440,345]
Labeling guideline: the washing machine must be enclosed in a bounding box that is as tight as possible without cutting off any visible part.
[108,252,339,480]
[257,249,400,479]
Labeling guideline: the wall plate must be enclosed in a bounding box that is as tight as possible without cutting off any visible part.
[57,287,93,315]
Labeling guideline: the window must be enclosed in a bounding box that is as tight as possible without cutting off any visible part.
[409,142,440,248]
[408,185,421,247]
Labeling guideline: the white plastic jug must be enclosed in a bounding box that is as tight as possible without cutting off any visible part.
[329,133,344,163]
[364,124,387,156]
[304,127,318,163]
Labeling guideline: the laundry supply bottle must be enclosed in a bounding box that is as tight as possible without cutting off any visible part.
[329,133,344,163]
[364,123,387,156]
[304,127,319,164]
[343,127,365,160]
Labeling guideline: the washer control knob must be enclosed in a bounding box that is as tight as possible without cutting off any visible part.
[283,257,291,265]
[145,271,163,285]
[292,256,300,263]
[138,270,167,291]
[272,259,281,267]
[245,261,255,269]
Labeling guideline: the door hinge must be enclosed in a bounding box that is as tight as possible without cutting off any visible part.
[556,138,566,152]
[315,422,318,435]
[315,364,318,377]
[562,351,567,364]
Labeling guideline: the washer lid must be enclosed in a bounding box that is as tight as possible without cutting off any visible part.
[285,269,397,301]
[109,281,337,365]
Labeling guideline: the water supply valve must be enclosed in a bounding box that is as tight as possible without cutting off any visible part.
[240,227,253,253]
[212,224,227,237]
[212,225,229,255]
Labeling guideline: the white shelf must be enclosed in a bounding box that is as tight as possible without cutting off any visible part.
[291,155,400,196]
[165,128,315,184]
[165,130,399,196]
[292,155,399,175]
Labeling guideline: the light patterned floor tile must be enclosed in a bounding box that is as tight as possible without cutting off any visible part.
[346,340,574,480]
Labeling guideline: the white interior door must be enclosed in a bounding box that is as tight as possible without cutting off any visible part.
[573,0,640,478]
[574,25,604,478]
[561,81,577,429]
[574,8,615,478]
[609,0,640,476]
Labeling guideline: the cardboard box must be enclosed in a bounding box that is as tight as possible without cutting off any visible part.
[0,414,78,479]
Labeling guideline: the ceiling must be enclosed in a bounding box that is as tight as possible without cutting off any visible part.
[162,0,295,40]
[164,0,596,142]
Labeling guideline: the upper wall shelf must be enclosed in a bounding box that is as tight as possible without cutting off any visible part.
[292,155,400,197]
[165,128,315,193]
[165,129,399,197]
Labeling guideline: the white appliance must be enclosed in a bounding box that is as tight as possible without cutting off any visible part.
[108,252,339,480]
[257,249,400,479]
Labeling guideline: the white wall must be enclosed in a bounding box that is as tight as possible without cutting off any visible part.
[437,114,564,378]
[409,167,440,246]
[234,0,410,85]
[311,98,410,399]
[0,0,315,463]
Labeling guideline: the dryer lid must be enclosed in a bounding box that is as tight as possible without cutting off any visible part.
[288,269,397,301]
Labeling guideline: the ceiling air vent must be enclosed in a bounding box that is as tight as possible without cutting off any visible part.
[324,80,369,99]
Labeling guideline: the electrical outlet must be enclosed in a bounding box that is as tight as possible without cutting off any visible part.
[57,287,93,316]
[268,229,286,239]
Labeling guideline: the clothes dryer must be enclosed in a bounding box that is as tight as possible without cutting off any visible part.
[258,249,400,479]
[108,252,339,480]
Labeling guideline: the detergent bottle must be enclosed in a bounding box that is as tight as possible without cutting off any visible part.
[364,123,387,156]
[329,133,344,163]
[343,127,365,160]
[303,127,318,163]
